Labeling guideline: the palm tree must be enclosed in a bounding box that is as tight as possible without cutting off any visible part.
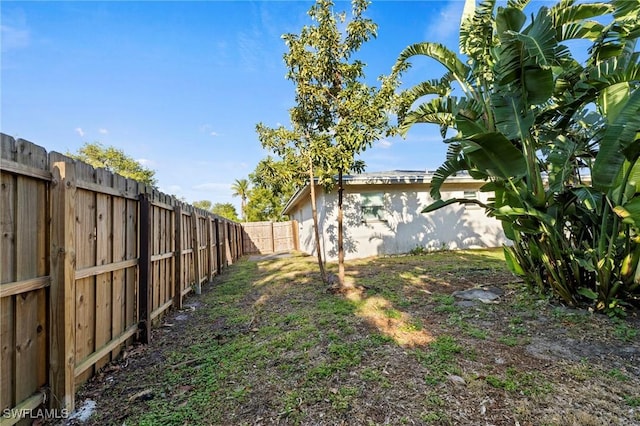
[231,178,250,221]
[392,0,640,312]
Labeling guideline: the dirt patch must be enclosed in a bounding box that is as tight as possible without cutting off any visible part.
[60,250,640,425]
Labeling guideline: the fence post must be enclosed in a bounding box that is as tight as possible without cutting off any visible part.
[173,205,183,309]
[49,155,76,412]
[271,222,276,254]
[214,218,221,275]
[138,194,152,344]
[191,211,202,294]
[225,222,232,266]
[292,220,299,251]
[206,216,213,281]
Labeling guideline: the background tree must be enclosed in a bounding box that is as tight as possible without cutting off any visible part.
[231,178,250,221]
[68,142,157,186]
[192,200,213,211]
[211,203,240,222]
[245,157,303,222]
[393,0,639,313]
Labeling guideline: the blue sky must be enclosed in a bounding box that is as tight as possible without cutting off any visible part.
[3,0,483,211]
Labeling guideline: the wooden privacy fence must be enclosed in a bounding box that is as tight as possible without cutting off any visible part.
[241,220,298,255]
[0,134,244,423]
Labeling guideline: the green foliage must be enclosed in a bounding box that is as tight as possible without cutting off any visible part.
[231,178,250,221]
[192,200,213,211]
[68,142,157,186]
[211,202,240,222]
[244,157,300,222]
[393,0,640,314]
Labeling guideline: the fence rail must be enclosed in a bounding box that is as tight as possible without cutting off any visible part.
[0,134,246,422]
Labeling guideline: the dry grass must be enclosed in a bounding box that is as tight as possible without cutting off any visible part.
[70,249,640,425]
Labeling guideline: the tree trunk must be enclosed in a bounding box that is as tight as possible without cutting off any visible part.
[337,168,347,288]
[308,156,327,283]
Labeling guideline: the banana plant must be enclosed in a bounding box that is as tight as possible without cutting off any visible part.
[392,0,640,313]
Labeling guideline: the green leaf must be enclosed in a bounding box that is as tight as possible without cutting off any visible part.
[463,132,528,179]
[421,197,489,213]
[395,42,470,86]
[496,6,526,37]
[614,197,640,229]
[523,66,554,104]
[503,246,525,276]
[577,287,598,300]
[593,89,640,191]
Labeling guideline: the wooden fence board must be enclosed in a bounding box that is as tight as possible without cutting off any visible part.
[49,154,76,412]
[124,180,137,343]
[111,175,126,359]
[95,169,112,371]
[0,141,16,411]
[13,139,49,407]
[1,298,15,410]
[75,162,98,384]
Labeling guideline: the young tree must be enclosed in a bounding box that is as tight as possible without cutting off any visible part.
[231,178,250,221]
[256,124,332,282]
[258,0,395,287]
[393,0,639,313]
[68,142,157,186]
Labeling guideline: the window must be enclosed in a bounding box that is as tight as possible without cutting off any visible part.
[463,190,477,200]
[463,190,480,209]
[361,193,385,222]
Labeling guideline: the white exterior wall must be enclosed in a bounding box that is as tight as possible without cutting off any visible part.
[293,184,508,261]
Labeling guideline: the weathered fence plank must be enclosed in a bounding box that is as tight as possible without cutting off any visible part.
[49,153,77,412]
[138,194,152,344]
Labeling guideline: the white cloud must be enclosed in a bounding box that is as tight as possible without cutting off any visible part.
[75,127,85,137]
[424,2,465,46]
[377,139,393,149]
[199,124,219,136]
[98,128,108,135]
[136,158,155,167]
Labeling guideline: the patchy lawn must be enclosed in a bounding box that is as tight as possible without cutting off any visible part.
[70,250,640,425]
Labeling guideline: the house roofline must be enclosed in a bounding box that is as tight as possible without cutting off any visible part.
[281,170,478,216]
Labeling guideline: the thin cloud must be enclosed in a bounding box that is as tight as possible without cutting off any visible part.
[136,158,155,167]
[0,24,30,52]
[98,128,108,135]
[377,139,393,149]
[424,1,465,47]
[193,182,230,191]
[75,127,85,137]
[199,124,220,136]
[163,184,182,194]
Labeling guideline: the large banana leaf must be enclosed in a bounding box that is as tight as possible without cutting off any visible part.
[462,132,528,179]
[428,142,468,200]
[421,197,490,213]
[492,94,535,140]
[511,8,558,67]
[593,88,640,191]
[395,42,471,88]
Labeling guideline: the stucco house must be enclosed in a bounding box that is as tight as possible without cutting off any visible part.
[282,170,508,261]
